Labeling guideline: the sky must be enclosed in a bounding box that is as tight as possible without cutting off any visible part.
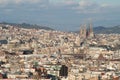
[0,0,120,31]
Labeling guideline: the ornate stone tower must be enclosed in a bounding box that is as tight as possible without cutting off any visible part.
[79,24,87,39]
[79,21,94,39]
[89,22,94,38]
[79,25,83,37]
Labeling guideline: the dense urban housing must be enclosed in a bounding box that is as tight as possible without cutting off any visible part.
[0,23,120,80]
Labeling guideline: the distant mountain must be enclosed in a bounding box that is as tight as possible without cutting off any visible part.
[93,26,107,34]
[93,26,120,34]
[93,26,106,31]
[0,22,54,30]
[75,25,120,34]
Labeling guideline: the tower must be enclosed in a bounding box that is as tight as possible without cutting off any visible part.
[79,25,83,37]
[83,24,87,38]
[79,20,94,40]
[88,20,94,38]
[79,24,87,39]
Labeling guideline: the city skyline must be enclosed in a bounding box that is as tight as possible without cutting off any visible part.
[0,0,120,31]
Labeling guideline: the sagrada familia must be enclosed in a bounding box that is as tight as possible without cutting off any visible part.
[79,23,94,39]
[75,22,94,47]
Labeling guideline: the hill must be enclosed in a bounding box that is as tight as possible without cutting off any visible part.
[93,26,120,34]
[0,22,54,30]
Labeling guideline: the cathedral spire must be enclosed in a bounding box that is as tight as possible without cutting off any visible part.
[89,20,94,38]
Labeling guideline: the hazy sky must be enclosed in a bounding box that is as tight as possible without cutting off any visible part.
[0,0,120,31]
